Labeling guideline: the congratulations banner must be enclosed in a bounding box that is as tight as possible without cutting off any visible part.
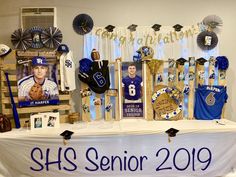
[93,25,200,46]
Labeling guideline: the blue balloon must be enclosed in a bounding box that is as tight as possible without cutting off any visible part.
[216,56,229,70]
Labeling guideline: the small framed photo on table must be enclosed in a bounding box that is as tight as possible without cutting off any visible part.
[30,112,60,131]
[46,112,60,128]
[31,114,43,130]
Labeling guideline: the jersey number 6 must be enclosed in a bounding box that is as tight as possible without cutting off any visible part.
[128,84,136,96]
[93,72,106,87]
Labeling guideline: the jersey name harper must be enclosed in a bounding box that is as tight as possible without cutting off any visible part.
[206,86,220,92]
[122,75,143,100]
[194,85,227,120]
[18,75,59,100]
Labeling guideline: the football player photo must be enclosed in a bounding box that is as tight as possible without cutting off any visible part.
[122,62,143,118]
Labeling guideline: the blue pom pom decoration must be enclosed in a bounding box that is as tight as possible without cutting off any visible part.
[79,58,92,73]
[216,56,229,70]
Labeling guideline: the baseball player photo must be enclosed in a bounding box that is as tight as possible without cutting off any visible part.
[17,56,59,107]
[122,62,143,118]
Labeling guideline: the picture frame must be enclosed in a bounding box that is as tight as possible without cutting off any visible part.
[17,56,60,107]
[30,112,60,131]
[30,114,43,130]
[121,62,144,118]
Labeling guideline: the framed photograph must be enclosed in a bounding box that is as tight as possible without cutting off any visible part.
[17,56,59,107]
[30,114,43,130]
[121,62,143,118]
[46,112,60,128]
[30,112,60,130]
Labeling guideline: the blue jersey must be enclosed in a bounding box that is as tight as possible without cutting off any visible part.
[122,75,142,100]
[194,85,228,120]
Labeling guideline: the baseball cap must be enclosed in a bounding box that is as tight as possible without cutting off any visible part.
[57,44,69,53]
[0,44,11,57]
[32,56,48,67]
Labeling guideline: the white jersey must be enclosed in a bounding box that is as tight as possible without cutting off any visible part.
[18,75,59,100]
[60,51,76,91]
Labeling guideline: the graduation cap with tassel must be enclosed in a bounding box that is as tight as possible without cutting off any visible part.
[127,24,138,32]
[176,58,187,66]
[105,25,115,32]
[165,128,179,143]
[196,57,207,65]
[60,130,74,145]
[152,24,162,31]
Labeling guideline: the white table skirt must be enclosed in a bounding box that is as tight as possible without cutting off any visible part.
[0,119,236,177]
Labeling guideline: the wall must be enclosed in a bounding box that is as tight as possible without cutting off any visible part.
[0,0,235,121]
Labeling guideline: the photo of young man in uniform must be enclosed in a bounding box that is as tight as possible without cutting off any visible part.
[17,56,59,107]
[122,63,143,103]
[122,62,143,118]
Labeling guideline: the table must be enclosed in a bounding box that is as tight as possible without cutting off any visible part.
[0,119,236,177]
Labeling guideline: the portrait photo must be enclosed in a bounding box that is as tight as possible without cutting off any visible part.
[30,114,43,130]
[34,117,42,128]
[30,112,60,130]
[47,116,56,127]
[17,56,59,107]
[121,62,143,118]
[45,112,60,128]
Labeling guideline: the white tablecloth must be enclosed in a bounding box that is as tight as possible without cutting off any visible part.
[0,119,236,177]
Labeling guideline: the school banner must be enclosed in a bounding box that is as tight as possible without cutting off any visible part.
[0,131,236,177]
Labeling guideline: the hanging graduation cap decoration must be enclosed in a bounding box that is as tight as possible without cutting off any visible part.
[165,128,179,142]
[152,24,162,31]
[105,25,115,32]
[197,31,218,50]
[127,24,138,32]
[176,58,187,66]
[73,14,94,35]
[11,28,32,51]
[29,26,44,49]
[41,27,63,49]
[203,15,223,33]
[196,57,207,65]
[60,130,74,145]
[173,24,183,32]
